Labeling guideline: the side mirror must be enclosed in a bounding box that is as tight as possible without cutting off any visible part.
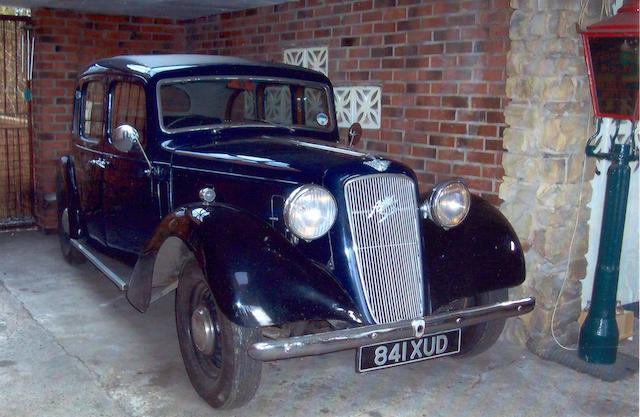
[112,124,140,153]
[347,122,362,147]
[112,124,154,176]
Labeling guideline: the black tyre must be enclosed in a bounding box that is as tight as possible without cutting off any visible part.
[175,260,262,409]
[56,172,85,264]
[452,289,508,357]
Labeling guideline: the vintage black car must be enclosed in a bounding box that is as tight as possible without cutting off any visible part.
[56,55,535,409]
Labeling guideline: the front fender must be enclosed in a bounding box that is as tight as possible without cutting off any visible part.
[56,155,82,239]
[127,203,363,328]
[423,195,526,311]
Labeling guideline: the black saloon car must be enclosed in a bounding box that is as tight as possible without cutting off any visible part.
[56,55,535,409]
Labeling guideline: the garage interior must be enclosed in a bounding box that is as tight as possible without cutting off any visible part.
[0,0,638,416]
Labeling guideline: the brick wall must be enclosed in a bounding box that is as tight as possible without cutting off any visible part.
[29,0,511,229]
[185,0,511,202]
[31,8,185,229]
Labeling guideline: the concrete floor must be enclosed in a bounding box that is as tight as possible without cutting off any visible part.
[0,231,638,417]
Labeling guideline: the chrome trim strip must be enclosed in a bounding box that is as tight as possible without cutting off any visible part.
[173,149,297,172]
[171,165,299,185]
[294,140,364,157]
[248,297,535,361]
[70,239,128,291]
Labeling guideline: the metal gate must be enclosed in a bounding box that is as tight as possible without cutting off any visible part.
[0,16,34,229]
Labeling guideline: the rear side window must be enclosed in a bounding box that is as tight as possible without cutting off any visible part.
[82,81,104,140]
[111,82,146,146]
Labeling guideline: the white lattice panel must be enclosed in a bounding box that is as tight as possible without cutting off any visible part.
[283,47,328,75]
[264,85,291,125]
[334,86,381,129]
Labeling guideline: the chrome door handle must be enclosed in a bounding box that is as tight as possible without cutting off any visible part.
[88,158,111,169]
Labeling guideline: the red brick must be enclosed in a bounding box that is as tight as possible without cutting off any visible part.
[405,108,430,118]
[416,96,440,107]
[438,149,465,160]
[408,6,433,18]
[428,136,456,147]
[382,8,407,21]
[456,137,485,149]
[453,164,482,177]
[471,97,501,109]
[430,109,456,120]
[467,151,496,164]
[440,123,467,135]
[442,96,469,108]
[411,146,436,158]
[425,161,451,174]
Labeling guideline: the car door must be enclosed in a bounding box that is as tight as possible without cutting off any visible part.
[102,79,159,254]
[73,78,107,245]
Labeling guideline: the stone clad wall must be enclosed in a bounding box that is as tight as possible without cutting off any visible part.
[500,1,599,351]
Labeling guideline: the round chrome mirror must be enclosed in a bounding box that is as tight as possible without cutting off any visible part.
[347,122,362,147]
[112,124,139,153]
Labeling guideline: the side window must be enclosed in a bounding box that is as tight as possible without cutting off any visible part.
[72,89,81,135]
[111,82,146,146]
[82,81,105,140]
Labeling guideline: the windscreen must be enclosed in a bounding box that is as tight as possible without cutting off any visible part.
[158,77,334,132]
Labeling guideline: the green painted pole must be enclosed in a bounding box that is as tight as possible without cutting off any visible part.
[579,137,636,364]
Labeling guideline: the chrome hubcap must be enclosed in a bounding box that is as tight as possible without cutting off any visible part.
[191,304,216,355]
[61,208,70,235]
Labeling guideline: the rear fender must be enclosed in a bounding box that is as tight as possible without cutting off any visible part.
[126,203,363,328]
[423,195,526,311]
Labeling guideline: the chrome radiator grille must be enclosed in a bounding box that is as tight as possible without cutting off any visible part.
[344,174,424,324]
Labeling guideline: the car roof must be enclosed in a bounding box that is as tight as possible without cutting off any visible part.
[80,54,330,84]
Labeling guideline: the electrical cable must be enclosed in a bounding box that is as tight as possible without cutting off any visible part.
[578,0,614,30]
[550,136,589,351]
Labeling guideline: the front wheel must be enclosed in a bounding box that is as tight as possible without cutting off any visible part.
[445,289,509,357]
[175,260,262,409]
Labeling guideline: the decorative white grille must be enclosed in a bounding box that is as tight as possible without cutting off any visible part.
[334,86,382,129]
[264,86,291,125]
[283,47,328,75]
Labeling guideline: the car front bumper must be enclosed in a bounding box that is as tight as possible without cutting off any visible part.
[248,297,535,361]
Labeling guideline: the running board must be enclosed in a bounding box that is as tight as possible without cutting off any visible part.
[70,239,130,291]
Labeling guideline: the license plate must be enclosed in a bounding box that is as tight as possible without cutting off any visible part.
[356,328,461,372]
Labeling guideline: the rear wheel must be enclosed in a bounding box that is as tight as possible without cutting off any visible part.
[56,173,85,264]
[446,289,508,357]
[175,260,262,409]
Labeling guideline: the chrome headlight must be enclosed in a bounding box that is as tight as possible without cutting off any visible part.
[422,179,471,229]
[284,184,337,240]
